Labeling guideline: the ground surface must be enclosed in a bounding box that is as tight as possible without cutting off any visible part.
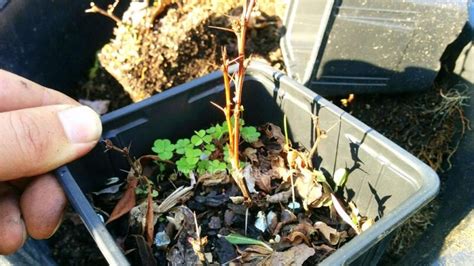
[48,1,472,265]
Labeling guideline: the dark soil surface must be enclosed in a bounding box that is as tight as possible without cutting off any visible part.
[49,1,470,265]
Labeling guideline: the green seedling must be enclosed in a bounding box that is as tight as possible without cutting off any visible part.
[152,120,260,177]
[152,139,175,160]
[191,130,213,146]
[219,233,273,252]
[241,126,260,143]
[175,139,192,154]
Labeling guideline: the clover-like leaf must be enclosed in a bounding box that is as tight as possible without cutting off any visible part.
[213,124,226,139]
[223,145,230,163]
[206,126,216,134]
[208,160,227,173]
[175,138,191,154]
[196,130,206,138]
[152,139,175,160]
[205,144,216,152]
[176,157,194,175]
[184,148,202,165]
[186,156,200,165]
[185,148,202,158]
[203,134,213,144]
[197,160,210,175]
[191,130,213,146]
[191,135,203,146]
[241,126,260,143]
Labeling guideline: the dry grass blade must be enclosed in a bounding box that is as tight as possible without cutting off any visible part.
[156,186,193,214]
[331,193,361,234]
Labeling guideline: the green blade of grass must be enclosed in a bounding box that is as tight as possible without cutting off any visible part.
[218,233,273,251]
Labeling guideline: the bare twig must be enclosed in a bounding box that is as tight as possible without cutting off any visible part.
[214,0,256,202]
[86,2,122,24]
[308,116,324,168]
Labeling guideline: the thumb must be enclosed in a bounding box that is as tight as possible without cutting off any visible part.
[0,105,102,181]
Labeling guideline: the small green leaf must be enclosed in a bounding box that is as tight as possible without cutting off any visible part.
[153,139,174,153]
[159,151,173,160]
[208,160,227,173]
[151,190,159,197]
[176,158,194,175]
[153,139,175,159]
[223,145,230,163]
[157,163,166,173]
[186,148,202,158]
[186,156,200,165]
[196,130,206,138]
[220,233,273,251]
[203,135,213,144]
[191,135,203,146]
[213,124,225,139]
[206,126,216,134]
[241,126,260,143]
[197,160,210,174]
[175,139,191,154]
[205,144,216,152]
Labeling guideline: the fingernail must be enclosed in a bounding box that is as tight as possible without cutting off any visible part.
[58,106,102,144]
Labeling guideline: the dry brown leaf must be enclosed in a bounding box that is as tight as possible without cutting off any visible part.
[313,221,341,245]
[238,245,273,264]
[280,208,297,224]
[244,147,259,164]
[263,123,285,145]
[266,190,292,203]
[286,150,299,169]
[106,178,138,224]
[251,139,265,148]
[292,221,317,236]
[262,244,315,266]
[313,244,335,262]
[145,188,154,246]
[294,173,323,211]
[273,208,297,235]
[271,156,292,181]
[285,231,310,246]
[253,168,273,193]
[198,171,230,186]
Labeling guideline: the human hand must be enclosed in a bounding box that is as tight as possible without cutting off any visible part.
[0,70,102,254]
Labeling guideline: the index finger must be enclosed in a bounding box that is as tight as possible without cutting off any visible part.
[0,70,78,112]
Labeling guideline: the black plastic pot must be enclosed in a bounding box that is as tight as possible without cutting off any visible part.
[281,0,468,96]
[57,62,439,265]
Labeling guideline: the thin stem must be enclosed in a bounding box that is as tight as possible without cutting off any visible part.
[221,49,234,155]
[86,2,122,25]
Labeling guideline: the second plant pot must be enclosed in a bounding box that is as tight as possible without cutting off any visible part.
[57,62,439,265]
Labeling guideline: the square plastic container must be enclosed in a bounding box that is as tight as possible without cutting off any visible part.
[280,0,467,96]
[57,62,439,265]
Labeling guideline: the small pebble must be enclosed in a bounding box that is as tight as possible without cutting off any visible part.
[255,211,268,232]
[154,231,171,249]
[224,210,234,226]
[209,216,222,230]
